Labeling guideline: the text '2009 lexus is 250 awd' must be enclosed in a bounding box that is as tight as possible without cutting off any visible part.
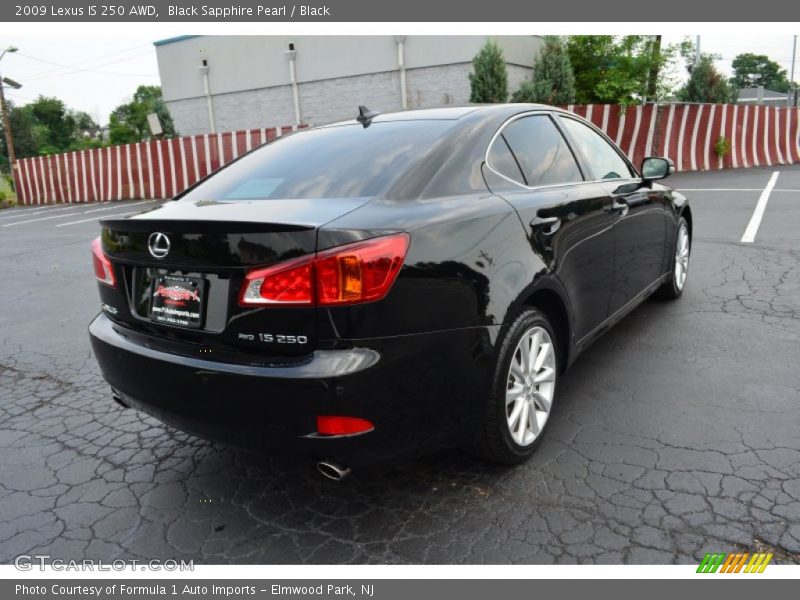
[89,104,691,479]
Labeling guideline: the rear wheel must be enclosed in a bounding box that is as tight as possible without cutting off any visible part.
[475,308,558,464]
[656,217,690,300]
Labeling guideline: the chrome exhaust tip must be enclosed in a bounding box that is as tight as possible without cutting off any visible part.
[111,391,130,409]
[316,461,351,481]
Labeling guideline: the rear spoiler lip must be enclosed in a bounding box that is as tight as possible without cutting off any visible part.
[99,218,316,234]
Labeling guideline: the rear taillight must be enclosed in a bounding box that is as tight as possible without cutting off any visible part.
[238,256,314,306]
[315,233,410,306]
[239,233,410,307]
[91,237,116,287]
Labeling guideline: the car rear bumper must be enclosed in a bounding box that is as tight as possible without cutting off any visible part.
[89,313,498,467]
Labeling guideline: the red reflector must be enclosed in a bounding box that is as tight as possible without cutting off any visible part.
[238,233,410,307]
[316,415,374,436]
[91,237,116,287]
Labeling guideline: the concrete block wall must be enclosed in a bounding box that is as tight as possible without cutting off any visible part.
[167,88,297,136]
[167,62,535,132]
[299,71,404,125]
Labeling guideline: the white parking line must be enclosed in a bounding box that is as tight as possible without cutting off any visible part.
[56,210,140,227]
[740,171,780,243]
[1,200,157,227]
[2,210,85,227]
[677,188,800,192]
[0,203,84,221]
[68,200,156,216]
[5,201,93,212]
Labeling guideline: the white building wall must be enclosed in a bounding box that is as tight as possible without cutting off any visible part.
[156,35,542,134]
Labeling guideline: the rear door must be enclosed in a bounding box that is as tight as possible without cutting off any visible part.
[558,116,668,314]
[485,113,616,342]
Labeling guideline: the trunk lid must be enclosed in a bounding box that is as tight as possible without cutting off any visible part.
[98,198,371,358]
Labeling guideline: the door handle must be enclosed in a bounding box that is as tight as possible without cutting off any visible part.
[609,198,629,217]
[530,215,561,235]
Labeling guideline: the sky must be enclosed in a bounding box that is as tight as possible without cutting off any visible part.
[0,34,797,126]
[661,34,799,87]
[0,35,161,125]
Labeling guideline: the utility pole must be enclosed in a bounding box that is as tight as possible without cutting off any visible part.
[0,46,19,179]
[0,80,15,167]
[695,35,701,62]
[646,35,662,103]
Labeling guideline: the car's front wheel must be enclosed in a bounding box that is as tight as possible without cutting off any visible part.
[476,308,558,464]
[656,216,690,300]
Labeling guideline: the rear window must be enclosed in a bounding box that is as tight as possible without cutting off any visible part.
[180,121,453,201]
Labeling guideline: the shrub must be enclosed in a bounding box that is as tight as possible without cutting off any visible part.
[469,41,509,103]
[678,55,736,104]
[512,36,575,105]
[714,136,732,157]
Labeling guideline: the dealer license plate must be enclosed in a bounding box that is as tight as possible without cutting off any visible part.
[149,274,205,329]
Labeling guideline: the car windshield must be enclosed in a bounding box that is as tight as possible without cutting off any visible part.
[179,120,454,201]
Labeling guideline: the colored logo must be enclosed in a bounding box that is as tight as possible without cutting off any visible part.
[697,552,773,573]
[154,285,200,302]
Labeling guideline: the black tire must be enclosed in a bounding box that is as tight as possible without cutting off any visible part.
[655,216,690,300]
[474,308,559,464]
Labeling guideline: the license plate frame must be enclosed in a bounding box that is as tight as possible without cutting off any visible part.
[149,274,206,329]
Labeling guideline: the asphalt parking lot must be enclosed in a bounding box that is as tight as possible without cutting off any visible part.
[1,165,798,565]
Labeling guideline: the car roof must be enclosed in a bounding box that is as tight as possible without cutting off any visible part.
[318,104,565,128]
[372,106,483,121]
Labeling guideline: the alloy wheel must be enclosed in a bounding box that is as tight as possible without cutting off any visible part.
[505,326,556,447]
[674,223,690,291]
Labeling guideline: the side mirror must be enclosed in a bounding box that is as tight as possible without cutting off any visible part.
[641,156,674,181]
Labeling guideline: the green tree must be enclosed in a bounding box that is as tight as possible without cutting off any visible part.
[512,36,575,105]
[677,55,736,103]
[469,41,509,103]
[109,85,175,144]
[566,35,678,105]
[0,101,39,165]
[28,96,78,153]
[1,98,102,166]
[730,53,790,92]
[72,110,99,131]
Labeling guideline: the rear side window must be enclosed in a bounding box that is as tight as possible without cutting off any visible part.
[487,135,525,185]
[489,115,583,187]
[179,121,453,201]
[559,117,634,180]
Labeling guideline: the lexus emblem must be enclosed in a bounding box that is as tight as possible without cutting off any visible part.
[148,232,171,259]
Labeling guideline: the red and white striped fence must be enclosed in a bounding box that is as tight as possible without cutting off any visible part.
[567,103,800,172]
[10,104,800,206]
[12,125,302,206]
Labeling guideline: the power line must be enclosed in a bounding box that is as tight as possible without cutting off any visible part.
[17,43,151,79]
[29,69,159,81]
[17,49,157,81]
[20,50,156,79]
[3,89,36,102]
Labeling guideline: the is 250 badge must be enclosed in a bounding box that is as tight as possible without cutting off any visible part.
[238,333,308,344]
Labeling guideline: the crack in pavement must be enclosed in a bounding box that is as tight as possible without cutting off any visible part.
[1,190,799,564]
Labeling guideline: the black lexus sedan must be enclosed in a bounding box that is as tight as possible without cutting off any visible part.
[89,104,691,479]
